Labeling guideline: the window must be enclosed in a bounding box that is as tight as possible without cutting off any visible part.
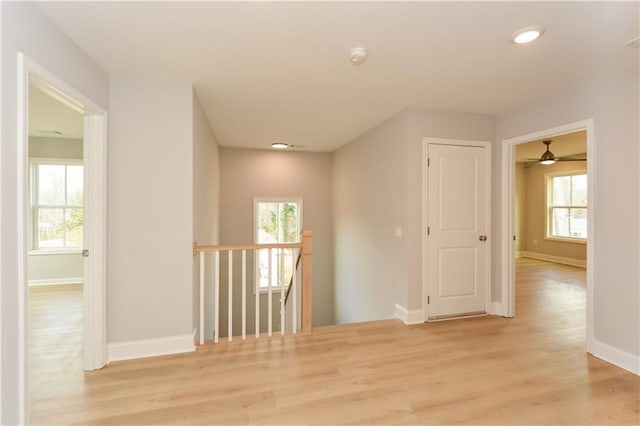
[31,160,83,250]
[546,172,587,241]
[254,198,302,291]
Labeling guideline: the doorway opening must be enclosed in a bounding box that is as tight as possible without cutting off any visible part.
[501,119,594,352]
[17,54,108,423]
[27,82,86,414]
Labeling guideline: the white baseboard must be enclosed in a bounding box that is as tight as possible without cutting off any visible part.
[108,333,196,362]
[520,251,586,268]
[28,277,83,286]
[394,304,424,325]
[590,339,640,376]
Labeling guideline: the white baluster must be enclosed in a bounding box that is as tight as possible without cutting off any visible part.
[228,250,233,342]
[280,248,285,335]
[199,251,204,345]
[242,249,246,340]
[214,251,220,343]
[255,249,260,338]
[292,248,297,334]
[268,248,273,337]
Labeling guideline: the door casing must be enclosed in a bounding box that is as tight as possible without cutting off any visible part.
[16,53,108,424]
[423,137,492,321]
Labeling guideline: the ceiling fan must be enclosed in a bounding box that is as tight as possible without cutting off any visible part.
[524,140,587,166]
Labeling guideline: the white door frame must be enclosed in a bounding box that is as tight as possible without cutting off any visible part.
[500,119,594,352]
[423,137,492,321]
[16,53,108,422]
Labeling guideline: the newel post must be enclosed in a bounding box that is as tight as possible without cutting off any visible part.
[301,229,313,334]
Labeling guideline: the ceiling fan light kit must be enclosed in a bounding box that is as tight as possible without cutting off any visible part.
[539,140,557,165]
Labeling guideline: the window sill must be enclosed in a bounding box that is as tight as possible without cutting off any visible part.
[29,249,82,256]
[544,236,587,245]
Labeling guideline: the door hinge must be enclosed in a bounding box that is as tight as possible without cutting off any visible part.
[427,226,430,235]
[428,296,430,304]
[427,157,430,167]
[513,235,516,241]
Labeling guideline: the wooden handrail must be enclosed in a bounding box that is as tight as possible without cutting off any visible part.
[284,249,303,305]
[194,242,302,255]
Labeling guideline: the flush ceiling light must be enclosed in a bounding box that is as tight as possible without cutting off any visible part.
[512,26,544,44]
[271,142,289,149]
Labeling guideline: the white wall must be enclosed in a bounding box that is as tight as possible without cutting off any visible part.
[495,66,640,361]
[1,3,109,423]
[333,109,410,323]
[108,77,193,343]
[219,148,334,329]
[192,90,220,341]
[29,136,83,159]
[333,108,495,323]
[406,108,495,311]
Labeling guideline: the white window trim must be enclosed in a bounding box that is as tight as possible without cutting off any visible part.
[545,170,587,244]
[253,197,303,294]
[30,157,84,252]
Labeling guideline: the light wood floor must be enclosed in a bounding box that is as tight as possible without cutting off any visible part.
[29,284,84,406]
[29,260,639,425]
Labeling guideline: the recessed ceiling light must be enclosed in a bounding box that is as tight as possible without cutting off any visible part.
[271,142,289,149]
[512,26,544,44]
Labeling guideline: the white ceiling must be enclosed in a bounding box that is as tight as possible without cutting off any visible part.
[37,1,639,152]
[29,84,84,139]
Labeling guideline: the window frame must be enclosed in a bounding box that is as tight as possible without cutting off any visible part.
[545,170,587,244]
[253,197,303,294]
[29,158,84,253]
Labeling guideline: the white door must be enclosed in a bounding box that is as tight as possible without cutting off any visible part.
[427,143,489,319]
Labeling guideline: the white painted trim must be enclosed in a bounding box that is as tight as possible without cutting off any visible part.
[394,304,424,325]
[490,302,506,317]
[16,54,109,424]
[108,334,196,362]
[590,339,640,376]
[422,138,492,322]
[17,52,29,426]
[28,278,83,286]
[0,5,2,420]
[500,119,595,352]
[82,113,108,372]
[519,251,586,268]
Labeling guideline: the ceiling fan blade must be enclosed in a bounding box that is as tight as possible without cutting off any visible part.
[556,158,587,161]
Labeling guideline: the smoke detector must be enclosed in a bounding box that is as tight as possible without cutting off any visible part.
[349,47,369,65]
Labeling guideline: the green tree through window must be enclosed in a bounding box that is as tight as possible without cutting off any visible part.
[255,199,302,290]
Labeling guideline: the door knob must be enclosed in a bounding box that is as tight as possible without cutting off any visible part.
[82,249,90,257]
[479,235,487,241]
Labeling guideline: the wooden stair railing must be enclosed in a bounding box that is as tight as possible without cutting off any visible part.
[193,230,313,344]
[284,249,303,305]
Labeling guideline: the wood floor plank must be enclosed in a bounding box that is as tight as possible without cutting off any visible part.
[29,260,639,425]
